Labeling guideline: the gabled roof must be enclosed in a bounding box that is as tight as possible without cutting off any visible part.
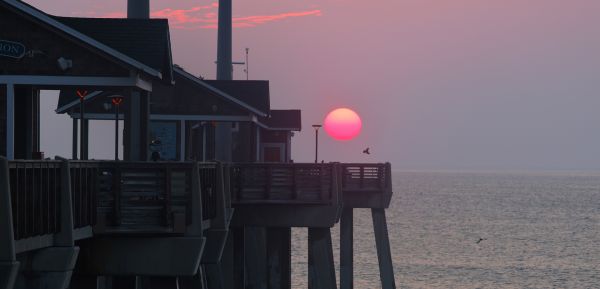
[52,16,174,84]
[175,67,270,117]
[203,80,270,116]
[2,0,164,80]
[258,110,302,131]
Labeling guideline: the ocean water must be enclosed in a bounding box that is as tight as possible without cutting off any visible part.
[291,171,600,288]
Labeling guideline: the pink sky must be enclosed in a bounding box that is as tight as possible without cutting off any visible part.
[29,0,600,170]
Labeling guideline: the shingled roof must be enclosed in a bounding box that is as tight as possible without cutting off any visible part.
[2,0,164,80]
[203,80,271,116]
[258,110,302,131]
[52,16,174,84]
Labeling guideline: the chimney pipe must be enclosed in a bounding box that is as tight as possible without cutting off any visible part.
[128,0,150,19]
[216,0,232,80]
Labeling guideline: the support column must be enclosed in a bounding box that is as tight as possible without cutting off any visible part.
[0,157,19,289]
[244,227,267,289]
[6,85,14,160]
[372,209,396,289]
[340,208,353,289]
[267,228,291,289]
[233,228,245,289]
[72,119,78,160]
[124,91,149,161]
[307,228,336,289]
[81,119,89,160]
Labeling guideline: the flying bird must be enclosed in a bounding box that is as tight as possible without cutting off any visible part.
[363,148,370,155]
[476,237,487,244]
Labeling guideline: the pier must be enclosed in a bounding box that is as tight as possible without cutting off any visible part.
[0,0,396,288]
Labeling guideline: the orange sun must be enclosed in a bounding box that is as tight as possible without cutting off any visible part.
[324,108,362,141]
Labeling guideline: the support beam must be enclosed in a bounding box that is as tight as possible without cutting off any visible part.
[308,228,336,289]
[244,227,267,289]
[372,209,396,289]
[340,208,353,289]
[0,75,153,91]
[267,228,291,289]
[72,119,78,159]
[56,160,75,246]
[6,84,14,160]
[233,228,245,289]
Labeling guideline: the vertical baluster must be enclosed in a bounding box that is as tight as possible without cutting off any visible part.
[165,165,172,227]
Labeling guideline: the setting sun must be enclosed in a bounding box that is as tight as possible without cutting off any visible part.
[324,108,362,141]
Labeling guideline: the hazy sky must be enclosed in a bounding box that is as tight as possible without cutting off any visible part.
[28,0,600,170]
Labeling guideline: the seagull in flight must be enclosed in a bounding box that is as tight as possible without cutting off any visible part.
[363,147,370,155]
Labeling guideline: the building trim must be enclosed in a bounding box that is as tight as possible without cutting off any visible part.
[0,75,152,90]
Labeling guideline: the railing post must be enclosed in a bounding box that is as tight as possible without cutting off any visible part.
[222,164,232,219]
[55,159,74,246]
[187,162,203,236]
[385,163,392,194]
[0,157,19,289]
[164,165,173,227]
[213,162,227,228]
[113,162,122,226]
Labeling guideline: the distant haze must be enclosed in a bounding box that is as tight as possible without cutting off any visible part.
[29,0,600,170]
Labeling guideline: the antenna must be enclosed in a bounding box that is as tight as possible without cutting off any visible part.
[217,48,249,80]
[244,48,249,80]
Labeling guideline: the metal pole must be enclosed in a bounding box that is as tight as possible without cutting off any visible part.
[315,128,318,163]
[312,125,321,163]
[115,104,119,161]
[245,48,249,80]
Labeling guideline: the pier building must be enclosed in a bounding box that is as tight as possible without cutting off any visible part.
[0,0,395,288]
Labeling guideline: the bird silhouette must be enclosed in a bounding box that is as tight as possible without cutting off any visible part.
[363,147,370,155]
[476,237,487,244]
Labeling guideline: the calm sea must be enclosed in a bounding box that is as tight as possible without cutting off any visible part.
[291,171,600,288]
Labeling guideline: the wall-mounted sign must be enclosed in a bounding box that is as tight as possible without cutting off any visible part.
[149,121,178,161]
[0,40,26,59]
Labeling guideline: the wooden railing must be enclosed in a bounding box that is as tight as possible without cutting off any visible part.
[8,160,63,240]
[198,163,218,220]
[340,163,391,194]
[70,162,98,229]
[93,161,196,233]
[230,163,336,205]
[5,160,390,239]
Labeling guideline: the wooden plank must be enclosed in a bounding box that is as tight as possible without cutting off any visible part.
[372,208,396,289]
[308,227,337,289]
[340,208,353,289]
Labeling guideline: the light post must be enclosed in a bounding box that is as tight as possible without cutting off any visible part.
[312,124,322,163]
[108,95,124,161]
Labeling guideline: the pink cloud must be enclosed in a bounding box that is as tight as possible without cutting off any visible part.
[97,3,321,30]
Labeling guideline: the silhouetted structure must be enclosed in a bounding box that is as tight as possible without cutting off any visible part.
[0,0,396,288]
